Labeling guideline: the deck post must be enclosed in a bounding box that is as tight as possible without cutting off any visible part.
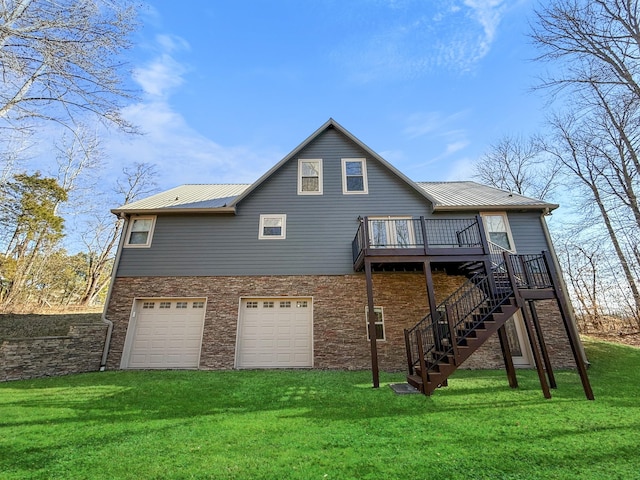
[543,251,594,400]
[504,251,551,399]
[364,258,380,388]
[497,324,518,388]
[528,300,557,389]
[420,216,429,254]
[476,214,490,254]
[423,260,441,350]
[521,302,552,399]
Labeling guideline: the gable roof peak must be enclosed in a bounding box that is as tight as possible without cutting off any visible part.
[228,118,436,207]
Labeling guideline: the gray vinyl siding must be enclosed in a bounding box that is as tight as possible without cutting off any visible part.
[116,128,552,277]
[507,212,550,254]
[117,128,435,277]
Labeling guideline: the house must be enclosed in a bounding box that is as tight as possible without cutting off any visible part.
[103,119,592,398]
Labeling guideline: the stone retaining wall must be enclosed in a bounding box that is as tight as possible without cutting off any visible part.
[0,324,108,382]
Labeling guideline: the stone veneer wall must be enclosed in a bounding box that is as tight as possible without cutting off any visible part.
[0,324,108,381]
[106,273,577,372]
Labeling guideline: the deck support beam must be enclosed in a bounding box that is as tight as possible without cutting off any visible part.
[521,303,552,399]
[497,324,518,388]
[423,261,438,321]
[364,259,380,389]
[543,251,594,400]
[528,301,557,389]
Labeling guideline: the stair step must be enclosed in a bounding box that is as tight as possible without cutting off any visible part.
[407,375,424,393]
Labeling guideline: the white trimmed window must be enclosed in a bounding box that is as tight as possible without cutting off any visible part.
[365,306,385,341]
[125,216,156,248]
[259,214,287,239]
[342,158,368,194]
[298,159,323,195]
[481,212,515,252]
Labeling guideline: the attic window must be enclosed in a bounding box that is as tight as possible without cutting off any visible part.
[342,158,368,194]
[125,216,156,248]
[298,159,323,195]
[259,214,286,239]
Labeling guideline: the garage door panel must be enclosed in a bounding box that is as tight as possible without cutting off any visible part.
[237,298,312,368]
[126,299,206,369]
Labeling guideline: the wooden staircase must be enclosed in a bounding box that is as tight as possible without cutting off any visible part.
[404,260,521,396]
[407,297,519,395]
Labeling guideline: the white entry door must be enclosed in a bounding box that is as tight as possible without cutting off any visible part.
[236,298,313,368]
[123,298,206,369]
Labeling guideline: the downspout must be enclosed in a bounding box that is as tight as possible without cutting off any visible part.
[99,214,129,371]
[539,211,590,366]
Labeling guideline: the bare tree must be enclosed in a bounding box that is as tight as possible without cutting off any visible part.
[531,0,640,101]
[78,161,157,305]
[474,134,561,200]
[544,112,640,326]
[0,0,139,132]
[531,0,640,329]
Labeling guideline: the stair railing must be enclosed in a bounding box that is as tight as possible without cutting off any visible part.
[404,265,514,376]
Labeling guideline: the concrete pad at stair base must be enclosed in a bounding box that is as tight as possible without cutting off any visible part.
[389,383,420,395]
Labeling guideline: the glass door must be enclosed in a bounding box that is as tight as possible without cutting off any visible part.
[369,217,415,248]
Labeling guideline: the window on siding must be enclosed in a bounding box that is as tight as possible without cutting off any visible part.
[482,213,514,252]
[298,159,323,195]
[176,302,188,309]
[259,214,286,239]
[192,301,204,309]
[125,216,156,248]
[159,301,171,309]
[342,158,368,194]
[365,306,385,341]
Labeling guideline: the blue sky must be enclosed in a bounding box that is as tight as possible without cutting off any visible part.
[104,0,546,190]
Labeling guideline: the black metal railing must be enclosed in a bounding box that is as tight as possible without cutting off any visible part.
[404,265,512,373]
[508,253,552,289]
[404,251,555,380]
[352,216,485,264]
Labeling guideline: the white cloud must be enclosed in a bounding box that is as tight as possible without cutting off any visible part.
[400,111,471,172]
[131,35,189,99]
[335,1,509,81]
[463,0,507,61]
[106,34,279,190]
[403,111,469,140]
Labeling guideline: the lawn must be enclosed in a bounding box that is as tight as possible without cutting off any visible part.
[1,338,639,480]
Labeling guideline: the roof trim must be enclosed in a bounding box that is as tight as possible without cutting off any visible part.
[228,118,439,208]
[111,207,237,215]
[432,204,559,213]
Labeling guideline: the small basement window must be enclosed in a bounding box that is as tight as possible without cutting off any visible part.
[125,216,156,248]
[259,214,286,239]
[365,306,385,341]
[342,158,368,194]
[298,159,323,195]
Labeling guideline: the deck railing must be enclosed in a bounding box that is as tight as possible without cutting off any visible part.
[352,216,486,265]
[507,253,553,289]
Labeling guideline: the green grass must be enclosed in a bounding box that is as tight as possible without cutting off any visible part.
[1,338,639,480]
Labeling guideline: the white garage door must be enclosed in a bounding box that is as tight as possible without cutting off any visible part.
[237,298,313,368]
[125,298,206,369]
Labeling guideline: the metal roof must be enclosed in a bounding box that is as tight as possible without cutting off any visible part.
[416,181,558,212]
[112,184,251,214]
